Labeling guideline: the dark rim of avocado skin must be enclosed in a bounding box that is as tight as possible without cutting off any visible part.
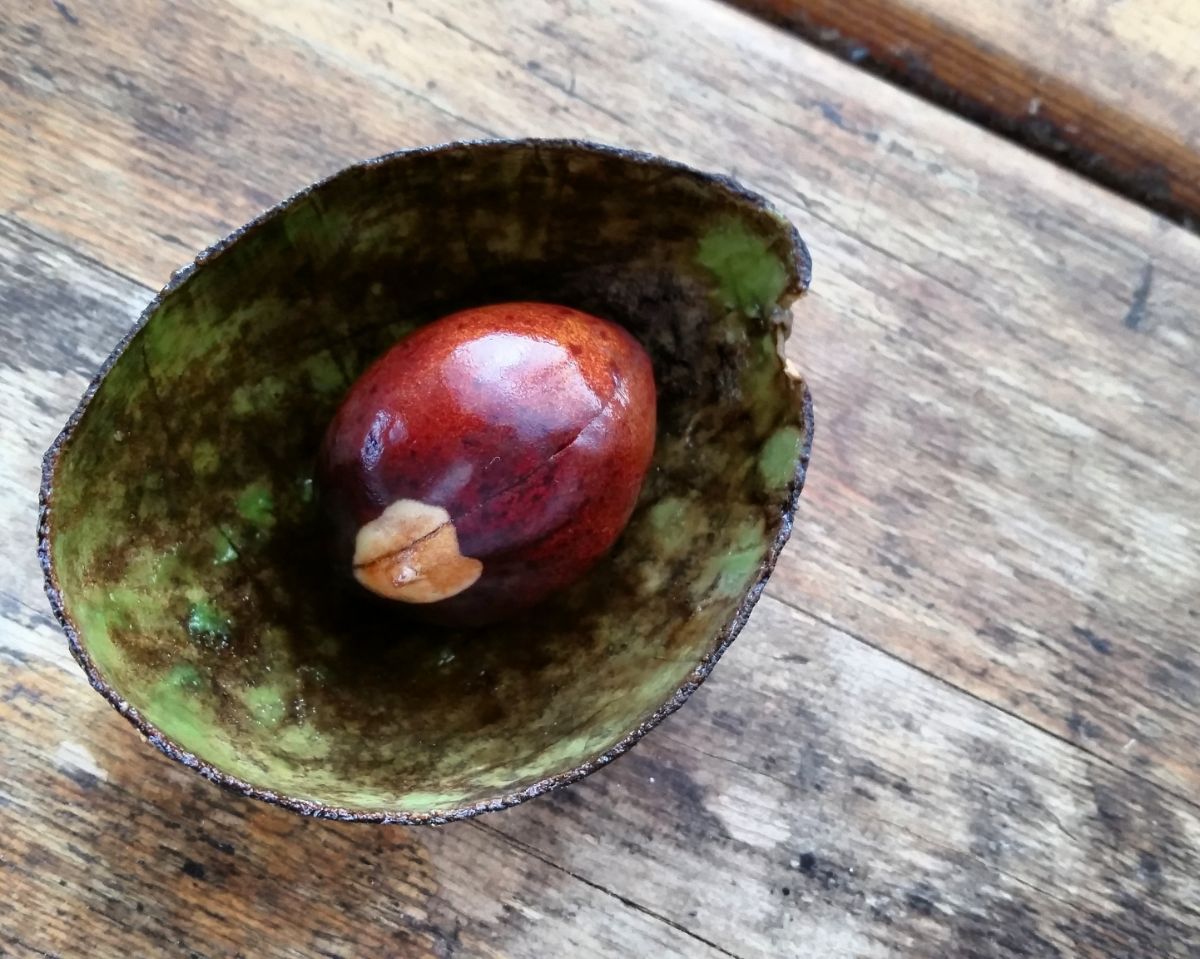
[38,138,813,825]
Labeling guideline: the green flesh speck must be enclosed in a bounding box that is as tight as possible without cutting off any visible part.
[276,725,332,760]
[717,544,765,596]
[647,496,706,555]
[186,600,232,648]
[303,351,347,394]
[231,375,287,416]
[191,440,220,476]
[759,426,803,489]
[240,683,290,727]
[235,484,275,530]
[693,515,768,600]
[696,218,788,316]
[210,529,238,565]
[166,662,204,691]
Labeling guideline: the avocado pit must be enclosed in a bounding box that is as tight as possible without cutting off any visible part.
[317,300,658,625]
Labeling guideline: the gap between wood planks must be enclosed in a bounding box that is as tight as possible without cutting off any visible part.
[474,821,745,959]
[724,0,1200,233]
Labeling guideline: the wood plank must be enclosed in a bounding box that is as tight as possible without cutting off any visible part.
[2,0,1198,800]
[731,0,1200,227]
[5,222,1200,958]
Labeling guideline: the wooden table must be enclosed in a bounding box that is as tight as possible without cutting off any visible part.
[2,1,1198,956]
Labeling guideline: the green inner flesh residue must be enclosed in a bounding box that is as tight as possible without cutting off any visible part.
[232,376,287,416]
[47,143,809,816]
[165,662,204,692]
[696,217,789,317]
[648,496,695,545]
[192,440,220,476]
[235,483,275,531]
[239,681,291,728]
[210,529,239,565]
[693,513,768,603]
[186,600,232,649]
[759,426,804,490]
[302,351,347,394]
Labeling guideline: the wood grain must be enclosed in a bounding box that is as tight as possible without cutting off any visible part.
[2,0,1200,954]
[4,220,1199,956]
[731,0,1200,228]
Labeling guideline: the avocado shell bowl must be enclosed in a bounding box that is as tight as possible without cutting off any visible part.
[38,139,813,824]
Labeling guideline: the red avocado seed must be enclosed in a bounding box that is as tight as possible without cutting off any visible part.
[316,301,657,626]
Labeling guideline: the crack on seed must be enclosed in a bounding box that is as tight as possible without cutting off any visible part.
[354,375,624,571]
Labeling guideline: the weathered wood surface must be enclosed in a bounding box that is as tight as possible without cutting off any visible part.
[731,0,1200,227]
[2,0,1199,956]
